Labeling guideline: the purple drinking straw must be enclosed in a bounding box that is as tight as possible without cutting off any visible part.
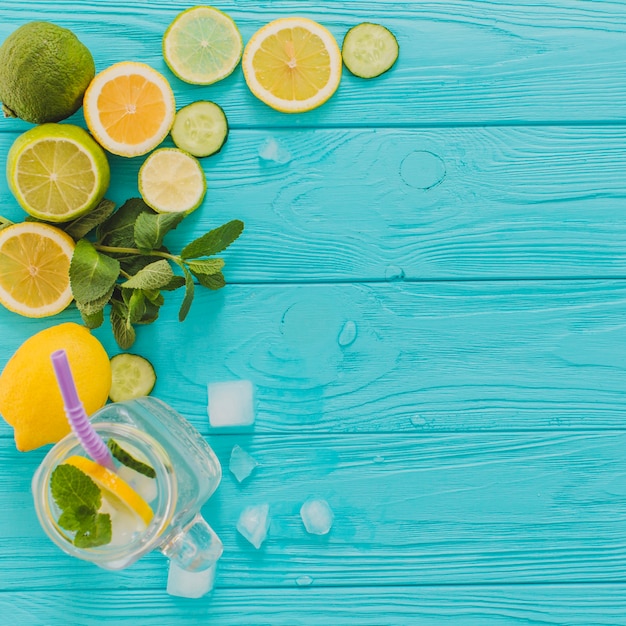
[51,349,115,470]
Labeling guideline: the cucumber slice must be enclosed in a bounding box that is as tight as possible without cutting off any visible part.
[109,354,156,403]
[170,101,229,158]
[107,439,156,478]
[341,23,399,79]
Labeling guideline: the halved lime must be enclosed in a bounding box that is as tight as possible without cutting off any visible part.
[138,148,206,214]
[109,354,157,403]
[6,123,110,222]
[171,101,228,158]
[163,6,243,85]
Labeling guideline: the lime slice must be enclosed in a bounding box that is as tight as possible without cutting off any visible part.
[138,148,206,214]
[163,6,243,85]
[171,101,229,158]
[342,23,399,79]
[109,353,157,403]
[7,123,110,222]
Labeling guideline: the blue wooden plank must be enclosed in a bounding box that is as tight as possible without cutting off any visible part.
[3,585,626,626]
[1,0,626,129]
[4,281,626,434]
[3,431,626,590]
[5,125,626,282]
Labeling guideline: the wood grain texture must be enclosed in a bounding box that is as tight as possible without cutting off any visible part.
[5,126,626,281]
[3,281,625,434]
[1,0,626,129]
[3,585,626,625]
[2,431,626,591]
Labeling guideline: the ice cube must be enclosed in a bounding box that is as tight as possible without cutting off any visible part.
[167,561,217,599]
[258,137,292,164]
[229,445,259,483]
[208,380,255,427]
[300,498,334,535]
[237,503,270,549]
[117,465,158,503]
[99,494,145,547]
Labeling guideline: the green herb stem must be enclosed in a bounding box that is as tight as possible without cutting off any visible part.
[94,244,179,263]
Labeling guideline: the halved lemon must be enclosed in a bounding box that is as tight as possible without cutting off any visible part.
[63,455,154,526]
[84,61,176,157]
[0,222,75,318]
[6,123,110,223]
[163,6,243,85]
[242,17,342,113]
[138,148,206,214]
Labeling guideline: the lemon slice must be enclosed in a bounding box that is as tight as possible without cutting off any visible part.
[63,455,154,526]
[0,222,75,318]
[6,123,110,222]
[138,148,206,214]
[163,6,243,85]
[242,17,342,113]
[84,61,176,157]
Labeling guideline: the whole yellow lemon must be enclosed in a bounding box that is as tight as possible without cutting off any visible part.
[0,322,111,451]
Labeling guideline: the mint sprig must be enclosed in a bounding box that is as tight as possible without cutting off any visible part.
[50,463,112,549]
[67,198,244,349]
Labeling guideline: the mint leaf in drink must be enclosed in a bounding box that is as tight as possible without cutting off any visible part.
[50,464,112,548]
[108,439,156,479]
[70,239,120,304]
[73,513,112,549]
[58,504,95,532]
[134,211,184,252]
[186,258,224,275]
[180,219,243,259]
[63,198,116,240]
[120,259,174,290]
[51,464,101,512]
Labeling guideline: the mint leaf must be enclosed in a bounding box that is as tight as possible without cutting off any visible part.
[79,308,104,329]
[178,266,195,322]
[63,199,116,240]
[194,271,226,290]
[186,258,224,275]
[74,513,112,548]
[75,285,115,316]
[97,198,153,248]
[126,289,146,325]
[51,464,101,512]
[108,439,156,478]
[134,212,184,252]
[161,275,186,291]
[120,259,174,290]
[143,289,164,306]
[136,298,160,325]
[70,239,120,304]
[111,301,136,349]
[58,504,95,532]
[180,220,243,259]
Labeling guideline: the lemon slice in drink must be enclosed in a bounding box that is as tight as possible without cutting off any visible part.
[0,222,75,318]
[6,123,110,222]
[138,148,206,214]
[242,17,342,113]
[163,6,243,85]
[63,455,154,526]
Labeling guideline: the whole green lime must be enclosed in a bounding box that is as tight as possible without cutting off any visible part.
[0,21,95,124]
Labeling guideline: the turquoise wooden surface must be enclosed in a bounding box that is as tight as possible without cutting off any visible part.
[1,0,626,623]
